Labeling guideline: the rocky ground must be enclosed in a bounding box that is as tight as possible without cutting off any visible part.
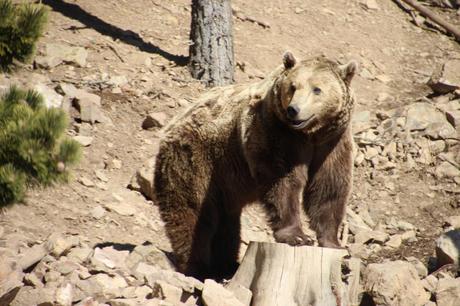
[1,0,460,305]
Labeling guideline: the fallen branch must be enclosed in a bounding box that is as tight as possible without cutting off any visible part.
[232,9,270,29]
[397,0,460,41]
[106,43,126,63]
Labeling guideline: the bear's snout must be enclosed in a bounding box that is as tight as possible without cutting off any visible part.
[286,105,300,119]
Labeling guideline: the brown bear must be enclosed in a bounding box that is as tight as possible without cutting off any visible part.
[154,52,358,281]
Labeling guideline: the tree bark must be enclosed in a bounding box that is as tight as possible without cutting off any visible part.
[189,0,234,87]
[227,242,361,306]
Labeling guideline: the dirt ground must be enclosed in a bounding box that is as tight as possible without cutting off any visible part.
[1,0,459,276]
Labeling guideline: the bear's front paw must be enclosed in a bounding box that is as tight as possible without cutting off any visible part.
[274,227,313,246]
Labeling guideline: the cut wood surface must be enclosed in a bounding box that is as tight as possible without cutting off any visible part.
[227,242,360,306]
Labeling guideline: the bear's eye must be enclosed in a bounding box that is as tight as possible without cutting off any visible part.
[290,84,296,92]
[313,87,322,95]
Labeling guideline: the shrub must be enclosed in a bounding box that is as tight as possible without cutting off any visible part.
[0,0,49,71]
[0,86,81,206]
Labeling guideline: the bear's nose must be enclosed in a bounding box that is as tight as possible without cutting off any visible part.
[286,105,300,119]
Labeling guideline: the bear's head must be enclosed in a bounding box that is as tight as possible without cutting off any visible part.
[273,52,358,138]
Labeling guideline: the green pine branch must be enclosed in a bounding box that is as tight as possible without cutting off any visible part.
[0,0,49,71]
[0,86,82,207]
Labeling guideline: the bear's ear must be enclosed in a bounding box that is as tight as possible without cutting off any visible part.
[338,60,359,85]
[283,51,296,69]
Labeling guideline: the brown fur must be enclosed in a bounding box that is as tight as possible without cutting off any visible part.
[154,53,358,280]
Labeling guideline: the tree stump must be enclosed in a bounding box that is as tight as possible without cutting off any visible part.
[227,242,361,306]
[189,0,234,87]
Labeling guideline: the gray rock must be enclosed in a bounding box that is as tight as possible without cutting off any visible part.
[405,257,428,278]
[385,234,402,249]
[435,162,460,180]
[55,283,73,306]
[52,260,80,275]
[128,157,156,200]
[24,272,44,288]
[428,60,460,94]
[346,208,372,234]
[73,135,93,147]
[103,202,137,216]
[225,283,252,306]
[125,244,174,271]
[136,263,203,293]
[354,230,389,245]
[73,297,98,306]
[0,260,24,305]
[18,243,50,271]
[79,177,95,187]
[405,103,456,138]
[436,278,460,306]
[38,43,88,68]
[67,247,93,264]
[436,229,460,267]
[86,273,128,300]
[352,110,374,134]
[107,75,129,87]
[90,205,106,220]
[47,233,80,257]
[10,286,56,306]
[364,261,429,306]
[151,280,182,304]
[142,112,168,129]
[421,275,438,293]
[91,246,130,270]
[444,215,460,229]
[202,279,244,306]
[34,83,63,108]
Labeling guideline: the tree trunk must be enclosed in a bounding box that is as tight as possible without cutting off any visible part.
[189,0,234,87]
[226,242,361,306]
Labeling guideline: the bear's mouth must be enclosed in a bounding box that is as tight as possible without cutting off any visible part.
[289,115,316,130]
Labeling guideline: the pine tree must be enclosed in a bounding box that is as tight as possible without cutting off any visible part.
[0,86,81,206]
[0,0,49,71]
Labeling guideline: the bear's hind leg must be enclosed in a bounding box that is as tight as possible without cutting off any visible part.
[185,200,220,281]
[210,211,241,281]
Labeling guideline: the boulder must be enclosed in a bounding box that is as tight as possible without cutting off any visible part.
[364,261,429,306]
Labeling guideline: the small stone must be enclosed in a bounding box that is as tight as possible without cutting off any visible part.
[405,103,455,138]
[396,220,416,231]
[107,75,129,87]
[435,161,460,179]
[352,110,373,134]
[52,260,80,275]
[376,74,390,83]
[365,146,380,160]
[90,205,106,220]
[103,202,137,216]
[347,243,372,259]
[364,261,429,306]
[401,230,417,242]
[95,169,109,182]
[79,177,95,187]
[435,278,460,306]
[360,0,379,10]
[55,283,73,306]
[428,60,460,94]
[24,273,44,288]
[67,247,93,264]
[405,256,427,278]
[74,297,98,306]
[346,208,372,234]
[33,83,63,108]
[91,246,130,270]
[142,112,168,129]
[444,215,460,229]
[354,230,389,245]
[112,159,122,169]
[436,229,460,267]
[202,279,244,306]
[87,273,128,300]
[47,233,80,257]
[73,135,93,147]
[45,43,88,67]
[421,274,438,293]
[18,243,49,271]
[385,235,402,249]
[0,260,24,305]
[152,280,182,303]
